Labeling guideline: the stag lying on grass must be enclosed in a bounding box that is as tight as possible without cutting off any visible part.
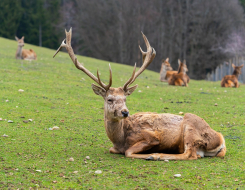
[159,58,177,82]
[221,63,244,88]
[53,28,226,160]
[15,36,37,60]
[168,59,189,87]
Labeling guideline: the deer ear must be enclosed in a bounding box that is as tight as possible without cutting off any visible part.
[232,63,235,68]
[91,84,106,98]
[240,64,244,68]
[124,85,138,96]
[184,60,186,64]
[166,58,169,62]
[15,36,19,41]
[178,59,181,65]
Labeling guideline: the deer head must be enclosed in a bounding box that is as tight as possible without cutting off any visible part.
[15,36,25,47]
[232,63,244,75]
[53,28,156,121]
[162,58,173,71]
[177,59,188,74]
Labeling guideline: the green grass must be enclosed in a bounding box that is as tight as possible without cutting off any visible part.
[0,37,245,189]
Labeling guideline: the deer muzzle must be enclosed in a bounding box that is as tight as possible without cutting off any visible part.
[121,111,129,117]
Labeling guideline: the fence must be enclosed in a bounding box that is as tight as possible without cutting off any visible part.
[206,57,245,83]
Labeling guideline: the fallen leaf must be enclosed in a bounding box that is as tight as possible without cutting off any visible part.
[197,176,202,180]
[8,120,13,123]
[2,134,9,137]
[73,171,78,174]
[214,103,218,106]
[18,89,24,92]
[179,112,184,115]
[36,170,42,172]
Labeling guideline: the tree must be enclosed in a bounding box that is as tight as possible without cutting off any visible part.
[0,0,22,39]
[0,0,61,49]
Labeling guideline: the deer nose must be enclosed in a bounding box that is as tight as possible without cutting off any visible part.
[121,111,129,117]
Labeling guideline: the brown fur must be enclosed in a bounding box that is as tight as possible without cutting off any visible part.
[221,64,243,88]
[96,87,226,160]
[15,36,37,60]
[55,29,226,161]
[168,59,190,87]
[159,58,178,81]
[165,70,178,81]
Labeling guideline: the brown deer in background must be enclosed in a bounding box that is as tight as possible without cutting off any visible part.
[159,58,177,82]
[221,63,244,88]
[15,36,37,60]
[53,28,226,160]
[168,59,189,87]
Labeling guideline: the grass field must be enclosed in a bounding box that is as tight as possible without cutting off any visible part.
[0,37,245,189]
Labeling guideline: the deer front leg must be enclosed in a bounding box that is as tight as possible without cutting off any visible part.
[125,141,157,159]
[235,82,239,88]
[109,147,121,154]
[145,147,196,161]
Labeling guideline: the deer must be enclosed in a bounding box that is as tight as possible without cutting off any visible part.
[221,63,244,88]
[168,59,190,87]
[159,58,177,82]
[15,36,37,60]
[53,28,226,161]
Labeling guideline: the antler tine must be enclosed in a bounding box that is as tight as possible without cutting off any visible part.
[123,32,156,89]
[139,45,146,63]
[123,63,136,91]
[53,28,112,90]
[96,64,112,91]
[53,39,66,58]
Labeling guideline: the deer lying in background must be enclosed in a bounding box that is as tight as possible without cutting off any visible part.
[15,36,37,60]
[221,63,244,88]
[168,59,189,87]
[53,28,226,160]
[159,58,177,82]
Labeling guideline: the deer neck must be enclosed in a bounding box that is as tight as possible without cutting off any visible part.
[232,70,239,78]
[104,108,125,149]
[16,45,23,59]
[166,66,173,71]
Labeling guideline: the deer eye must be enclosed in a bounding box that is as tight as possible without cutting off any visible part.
[107,99,113,103]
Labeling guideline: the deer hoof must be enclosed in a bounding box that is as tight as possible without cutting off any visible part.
[145,156,154,161]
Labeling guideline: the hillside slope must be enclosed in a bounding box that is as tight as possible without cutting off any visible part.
[0,37,245,189]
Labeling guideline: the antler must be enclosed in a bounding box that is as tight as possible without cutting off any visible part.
[123,32,156,91]
[53,28,112,91]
